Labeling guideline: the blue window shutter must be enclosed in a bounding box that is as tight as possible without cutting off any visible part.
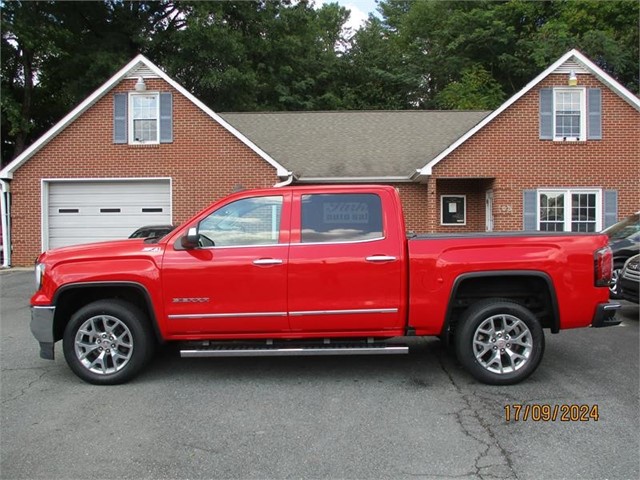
[113,93,127,144]
[603,190,618,228]
[523,190,537,231]
[159,92,173,143]
[588,88,602,140]
[539,88,553,140]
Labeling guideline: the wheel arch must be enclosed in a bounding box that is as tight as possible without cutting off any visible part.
[52,282,163,344]
[441,271,560,345]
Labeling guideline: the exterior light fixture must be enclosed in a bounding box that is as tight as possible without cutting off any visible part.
[568,70,578,86]
[135,77,146,91]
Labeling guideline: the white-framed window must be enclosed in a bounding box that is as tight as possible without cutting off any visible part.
[129,92,160,144]
[553,88,586,141]
[441,195,466,226]
[538,189,601,232]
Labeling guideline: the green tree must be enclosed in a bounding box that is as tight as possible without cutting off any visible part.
[153,0,351,111]
[339,17,417,109]
[435,65,505,109]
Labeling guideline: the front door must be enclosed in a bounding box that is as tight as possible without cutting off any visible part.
[162,194,290,336]
[287,190,405,334]
[485,190,494,232]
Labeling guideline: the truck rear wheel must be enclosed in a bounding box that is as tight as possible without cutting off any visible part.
[63,299,153,385]
[455,299,544,385]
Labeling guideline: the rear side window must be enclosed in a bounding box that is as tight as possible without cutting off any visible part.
[301,193,383,243]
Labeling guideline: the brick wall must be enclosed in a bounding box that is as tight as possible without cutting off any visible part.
[10,77,277,265]
[430,74,640,232]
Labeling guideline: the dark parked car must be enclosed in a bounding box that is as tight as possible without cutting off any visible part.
[128,225,175,240]
[619,254,639,304]
[603,213,640,298]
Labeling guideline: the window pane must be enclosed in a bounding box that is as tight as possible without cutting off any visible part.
[540,193,565,232]
[571,193,596,232]
[301,193,383,243]
[555,90,582,138]
[540,222,564,232]
[131,94,158,142]
[133,119,157,142]
[199,196,283,247]
[132,95,158,119]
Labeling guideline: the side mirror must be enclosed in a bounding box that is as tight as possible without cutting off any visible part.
[180,227,199,249]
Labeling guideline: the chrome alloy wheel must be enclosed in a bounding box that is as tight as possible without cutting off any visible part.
[472,314,533,374]
[74,315,134,375]
[609,268,621,297]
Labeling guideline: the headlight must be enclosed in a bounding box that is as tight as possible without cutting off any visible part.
[35,263,46,290]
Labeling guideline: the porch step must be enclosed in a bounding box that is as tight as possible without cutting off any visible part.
[179,341,409,358]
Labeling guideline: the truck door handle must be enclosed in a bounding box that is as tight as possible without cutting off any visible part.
[365,255,397,262]
[252,258,284,266]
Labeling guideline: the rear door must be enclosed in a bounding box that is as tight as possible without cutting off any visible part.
[287,188,406,334]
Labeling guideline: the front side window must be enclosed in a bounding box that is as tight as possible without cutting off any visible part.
[554,89,585,141]
[130,93,159,143]
[538,189,600,232]
[301,193,383,243]
[198,196,283,247]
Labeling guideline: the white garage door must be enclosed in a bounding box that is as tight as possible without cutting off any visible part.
[46,179,171,249]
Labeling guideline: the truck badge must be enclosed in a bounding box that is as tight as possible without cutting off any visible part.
[172,297,210,303]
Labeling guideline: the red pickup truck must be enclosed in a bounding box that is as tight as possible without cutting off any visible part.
[31,185,620,385]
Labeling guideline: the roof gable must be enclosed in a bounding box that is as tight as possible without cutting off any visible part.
[0,55,290,180]
[417,49,640,177]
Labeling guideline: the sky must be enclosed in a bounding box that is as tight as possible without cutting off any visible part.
[315,0,380,31]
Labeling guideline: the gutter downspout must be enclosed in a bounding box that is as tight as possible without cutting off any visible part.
[0,179,10,268]
[273,172,294,188]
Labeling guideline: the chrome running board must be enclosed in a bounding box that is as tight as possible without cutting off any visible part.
[180,343,408,358]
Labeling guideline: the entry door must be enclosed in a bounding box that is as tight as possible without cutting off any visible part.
[485,190,494,232]
[161,194,290,335]
[287,191,405,334]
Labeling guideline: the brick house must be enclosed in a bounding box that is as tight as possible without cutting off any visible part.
[1,49,638,266]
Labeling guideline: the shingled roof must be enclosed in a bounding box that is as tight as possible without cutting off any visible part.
[220,110,490,180]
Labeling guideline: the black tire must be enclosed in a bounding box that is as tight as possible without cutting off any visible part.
[455,299,544,385]
[63,299,154,385]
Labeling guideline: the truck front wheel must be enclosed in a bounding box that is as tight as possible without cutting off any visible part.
[63,300,153,385]
[455,299,544,385]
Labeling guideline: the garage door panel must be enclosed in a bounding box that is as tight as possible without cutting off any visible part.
[50,193,170,204]
[47,180,171,249]
[49,215,169,229]
[49,229,141,241]
[48,206,170,217]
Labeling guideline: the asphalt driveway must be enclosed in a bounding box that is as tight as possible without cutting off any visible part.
[1,269,638,479]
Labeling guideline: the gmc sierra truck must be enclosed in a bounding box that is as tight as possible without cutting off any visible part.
[31,185,621,385]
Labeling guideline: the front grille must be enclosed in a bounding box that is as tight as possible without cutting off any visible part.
[622,267,640,282]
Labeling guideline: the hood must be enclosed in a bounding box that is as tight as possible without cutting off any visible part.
[38,238,165,266]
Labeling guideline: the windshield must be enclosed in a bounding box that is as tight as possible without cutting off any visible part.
[603,214,640,240]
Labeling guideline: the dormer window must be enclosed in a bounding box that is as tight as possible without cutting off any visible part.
[129,93,160,144]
